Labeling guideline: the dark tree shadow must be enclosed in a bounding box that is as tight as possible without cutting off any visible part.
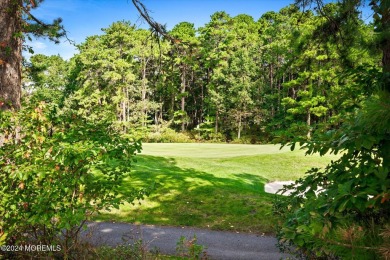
[96,155,280,234]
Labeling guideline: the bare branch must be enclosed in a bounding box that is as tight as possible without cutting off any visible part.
[22,5,49,27]
[131,0,175,42]
[130,0,192,47]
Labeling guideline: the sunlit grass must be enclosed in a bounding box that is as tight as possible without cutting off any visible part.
[94,143,338,234]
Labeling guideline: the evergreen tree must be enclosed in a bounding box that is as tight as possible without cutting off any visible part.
[0,0,65,110]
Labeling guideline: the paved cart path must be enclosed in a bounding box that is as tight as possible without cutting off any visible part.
[85,222,294,260]
[84,181,296,259]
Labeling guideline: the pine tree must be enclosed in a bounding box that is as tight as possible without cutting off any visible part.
[0,0,65,110]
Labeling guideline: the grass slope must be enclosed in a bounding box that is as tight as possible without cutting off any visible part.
[95,143,338,234]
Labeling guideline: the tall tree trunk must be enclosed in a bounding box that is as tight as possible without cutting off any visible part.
[269,63,274,89]
[181,66,186,132]
[122,100,126,123]
[0,0,22,111]
[200,82,204,125]
[121,87,126,132]
[270,63,275,117]
[154,110,159,125]
[307,110,311,139]
[237,113,242,139]
[170,93,175,121]
[382,0,390,84]
[126,86,130,122]
[215,109,219,134]
[159,102,163,125]
[141,61,147,127]
[379,2,390,170]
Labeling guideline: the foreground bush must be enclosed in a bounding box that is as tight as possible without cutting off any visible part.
[275,93,390,259]
[0,102,149,258]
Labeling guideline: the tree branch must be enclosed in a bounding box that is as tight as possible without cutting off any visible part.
[131,0,175,42]
[22,6,75,46]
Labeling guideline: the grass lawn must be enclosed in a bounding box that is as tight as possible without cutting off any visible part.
[94,143,338,234]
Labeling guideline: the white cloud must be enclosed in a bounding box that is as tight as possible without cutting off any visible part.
[23,39,78,61]
[30,41,47,50]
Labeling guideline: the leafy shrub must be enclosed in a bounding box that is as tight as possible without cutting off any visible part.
[275,92,390,259]
[146,126,193,143]
[0,102,149,258]
[229,136,260,144]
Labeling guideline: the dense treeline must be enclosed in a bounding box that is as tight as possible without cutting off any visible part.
[25,4,379,143]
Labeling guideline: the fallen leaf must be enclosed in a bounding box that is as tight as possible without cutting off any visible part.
[18,182,25,190]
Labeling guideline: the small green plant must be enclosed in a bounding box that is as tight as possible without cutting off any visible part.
[96,240,151,260]
[175,235,208,259]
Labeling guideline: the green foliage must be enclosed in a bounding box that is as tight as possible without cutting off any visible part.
[276,103,390,257]
[64,21,162,134]
[176,235,208,259]
[24,54,68,107]
[0,102,149,257]
[96,240,156,260]
[173,110,190,127]
[146,124,193,143]
[21,0,67,43]
[275,39,390,260]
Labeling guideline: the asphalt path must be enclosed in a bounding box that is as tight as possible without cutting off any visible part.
[83,182,296,259]
[85,222,294,259]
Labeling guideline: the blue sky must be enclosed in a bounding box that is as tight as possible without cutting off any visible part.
[25,0,295,60]
[26,0,373,60]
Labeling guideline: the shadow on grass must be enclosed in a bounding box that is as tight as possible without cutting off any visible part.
[95,155,280,234]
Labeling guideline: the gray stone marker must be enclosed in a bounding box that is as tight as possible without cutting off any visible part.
[264,181,295,195]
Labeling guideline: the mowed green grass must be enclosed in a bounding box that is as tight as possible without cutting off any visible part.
[95,143,338,234]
